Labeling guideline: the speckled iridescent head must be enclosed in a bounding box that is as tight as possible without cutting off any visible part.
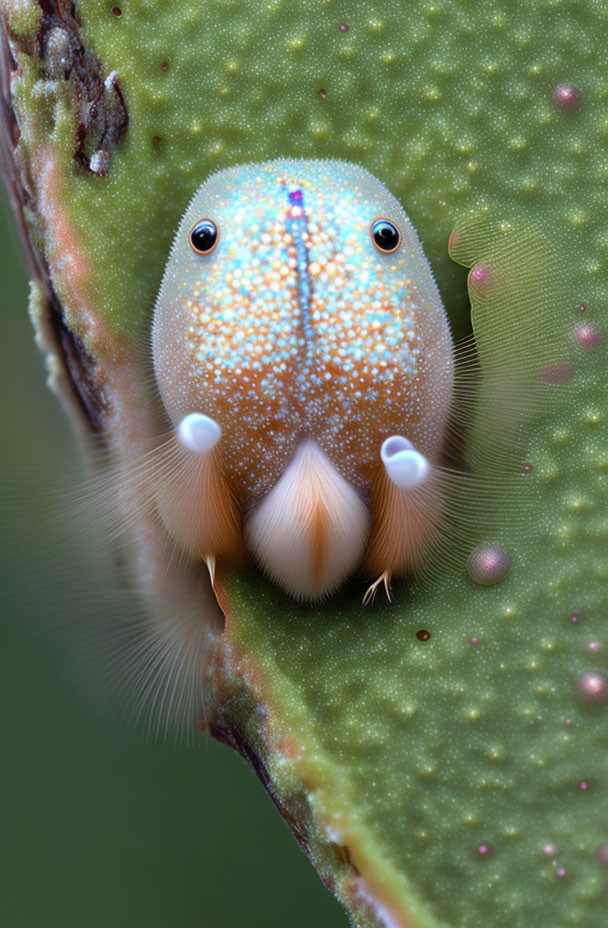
[152,160,454,599]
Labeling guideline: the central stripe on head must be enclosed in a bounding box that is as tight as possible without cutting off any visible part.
[286,186,313,343]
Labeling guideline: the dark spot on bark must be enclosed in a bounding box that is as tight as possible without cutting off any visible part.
[329,841,360,875]
[0,11,108,433]
[31,1,129,174]
[50,288,106,431]
[0,27,20,149]
[0,27,45,280]
[210,713,310,853]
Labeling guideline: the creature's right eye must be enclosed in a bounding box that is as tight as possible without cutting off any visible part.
[189,219,219,255]
[371,218,401,254]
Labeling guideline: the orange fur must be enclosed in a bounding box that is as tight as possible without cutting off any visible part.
[310,494,329,583]
[363,462,444,586]
[154,442,243,564]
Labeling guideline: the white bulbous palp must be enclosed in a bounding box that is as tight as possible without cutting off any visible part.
[176,413,222,455]
[380,436,430,489]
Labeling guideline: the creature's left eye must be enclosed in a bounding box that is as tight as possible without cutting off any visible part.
[189,219,219,255]
[371,218,401,254]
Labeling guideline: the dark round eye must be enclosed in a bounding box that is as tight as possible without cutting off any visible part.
[189,219,219,255]
[371,218,401,254]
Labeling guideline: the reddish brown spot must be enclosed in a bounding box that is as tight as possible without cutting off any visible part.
[152,135,161,146]
[574,323,603,349]
[477,842,493,857]
[542,362,572,385]
[160,60,169,71]
[111,5,122,16]
[469,263,488,287]
[416,629,431,641]
[318,88,327,99]
[553,83,581,110]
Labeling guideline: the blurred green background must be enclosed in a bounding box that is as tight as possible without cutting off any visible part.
[0,192,344,928]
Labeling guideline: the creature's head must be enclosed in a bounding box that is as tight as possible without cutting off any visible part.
[152,160,454,599]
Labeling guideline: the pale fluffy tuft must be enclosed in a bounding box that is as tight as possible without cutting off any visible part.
[246,440,370,600]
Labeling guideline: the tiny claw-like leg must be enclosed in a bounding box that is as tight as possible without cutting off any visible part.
[363,438,442,584]
[362,570,393,606]
[205,554,216,586]
[156,426,242,564]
